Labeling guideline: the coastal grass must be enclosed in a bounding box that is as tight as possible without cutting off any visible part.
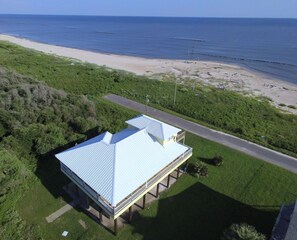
[0,40,296,158]
[16,133,297,240]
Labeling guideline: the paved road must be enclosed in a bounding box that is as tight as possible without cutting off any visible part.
[104,94,297,174]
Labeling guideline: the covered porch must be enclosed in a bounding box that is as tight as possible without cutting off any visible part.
[63,162,189,234]
[61,144,191,235]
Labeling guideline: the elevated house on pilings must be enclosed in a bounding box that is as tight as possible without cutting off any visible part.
[55,114,192,235]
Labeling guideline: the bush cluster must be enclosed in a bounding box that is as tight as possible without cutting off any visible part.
[0,69,102,156]
[193,161,209,178]
[222,223,266,240]
[212,155,224,166]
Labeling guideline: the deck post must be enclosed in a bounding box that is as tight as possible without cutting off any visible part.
[167,174,171,188]
[85,194,90,209]
[142,194,146,209]
[75,185,80,197]
[177,167,180,179]
[128,206,133,223]
[64,178,68,190]
[185,160,189,172]
[98,208,103,223]
[114,218,118,235]
[156,183,160,197]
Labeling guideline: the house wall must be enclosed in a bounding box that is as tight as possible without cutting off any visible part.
[60,162,114,216]
[156,135,177,146]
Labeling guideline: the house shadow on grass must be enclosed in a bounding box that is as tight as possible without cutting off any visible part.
[35,142,78,201]
[128,182,278,240]
[33,128,117,234]
[34,127,100,200]
[198,156,214,165]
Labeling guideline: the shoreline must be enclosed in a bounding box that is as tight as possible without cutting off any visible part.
[2,33,294,84]
[0,34,296,114]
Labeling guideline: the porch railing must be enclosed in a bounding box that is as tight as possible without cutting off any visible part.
[61,145,192,217]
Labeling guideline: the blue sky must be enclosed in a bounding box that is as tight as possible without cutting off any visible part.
[0,0,297,18]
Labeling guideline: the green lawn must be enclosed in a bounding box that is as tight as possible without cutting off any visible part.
[17,133,297,240]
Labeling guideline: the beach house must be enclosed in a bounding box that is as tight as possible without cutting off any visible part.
[55,114,192,234]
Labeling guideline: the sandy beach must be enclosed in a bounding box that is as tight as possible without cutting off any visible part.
[1,34,296,114]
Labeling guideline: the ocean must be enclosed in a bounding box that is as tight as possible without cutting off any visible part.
[0,15,297,84]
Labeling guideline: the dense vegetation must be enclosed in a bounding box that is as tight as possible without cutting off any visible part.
[0,41,296,157]
[0,68,135,239]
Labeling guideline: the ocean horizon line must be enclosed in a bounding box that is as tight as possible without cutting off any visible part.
[0,13,296,20]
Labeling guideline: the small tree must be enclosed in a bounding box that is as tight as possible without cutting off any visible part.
[193,161,208,178]
[212,155,224,166]
[222,223,266,240]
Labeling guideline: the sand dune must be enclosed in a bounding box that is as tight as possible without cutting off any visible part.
[1,34,296,114]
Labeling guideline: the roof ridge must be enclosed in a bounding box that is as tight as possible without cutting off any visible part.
[114,128,147,145]
[158,121,165,140]
[111,144,117,206]
[148,118,165,140]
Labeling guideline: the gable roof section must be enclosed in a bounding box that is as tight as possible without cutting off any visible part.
[126,114,181,141]
[56,126,188,207]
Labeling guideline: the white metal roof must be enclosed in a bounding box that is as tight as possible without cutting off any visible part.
[55,116,188,207]
[125,114,181,141]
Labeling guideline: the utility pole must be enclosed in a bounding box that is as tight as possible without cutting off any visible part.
[145,95,149,113]
[173,78,178,105]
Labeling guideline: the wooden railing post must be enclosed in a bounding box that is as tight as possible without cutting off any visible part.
[128,206,133,223]
[98,208,103,223]
[156,183,160,197]
[177,167,180,179]
[167,174,171,188]
[142,194,146,209]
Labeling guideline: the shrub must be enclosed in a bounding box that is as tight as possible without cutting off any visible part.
[212,155,224,166]
[0,122,6,138]
[288,105,297,109]
[35,124,68,155]
[179,87,188,93]
[222,223,266,240]
[193,161,208,178]
[111,71,123,83]
[0,149,22,197]
[70,116,97,133]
